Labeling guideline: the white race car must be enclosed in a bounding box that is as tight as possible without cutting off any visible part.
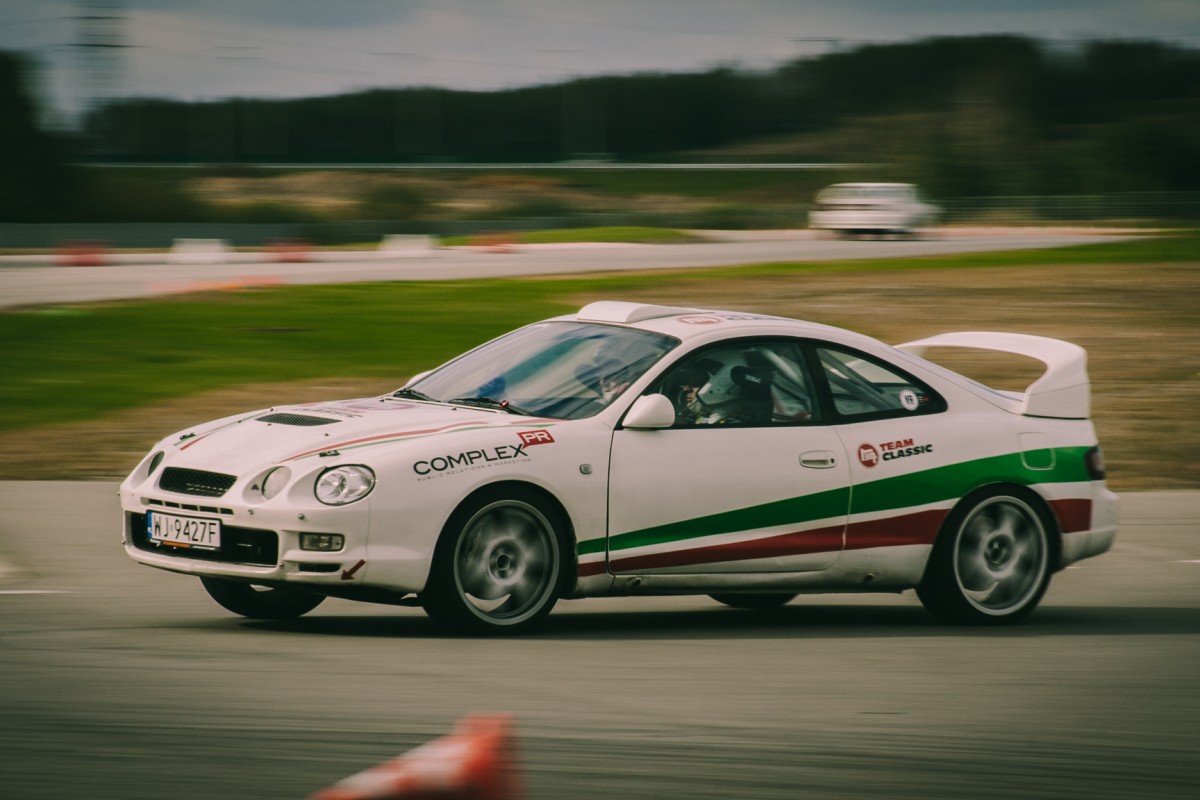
[120,301,1117,633]
[808,182,939,238]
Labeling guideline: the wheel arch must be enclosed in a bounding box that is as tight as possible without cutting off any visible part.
[924,482,1063,582]
[440,479,579,595]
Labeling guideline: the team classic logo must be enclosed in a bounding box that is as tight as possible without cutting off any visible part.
[857,443,880,467]
[857,438,933,467]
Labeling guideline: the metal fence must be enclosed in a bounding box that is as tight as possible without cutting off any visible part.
[1,193,1196,248]
[940,192,1200,224]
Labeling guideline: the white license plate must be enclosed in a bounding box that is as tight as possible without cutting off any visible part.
[146,511,221,550]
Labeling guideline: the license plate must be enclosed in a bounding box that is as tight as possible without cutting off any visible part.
[146,511,221,550]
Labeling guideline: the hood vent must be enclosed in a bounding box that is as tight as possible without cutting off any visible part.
[256,413,341,427]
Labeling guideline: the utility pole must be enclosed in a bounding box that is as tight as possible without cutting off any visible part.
[72,0,127,150]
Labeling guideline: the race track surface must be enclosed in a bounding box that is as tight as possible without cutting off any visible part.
[0,483,1197,799]
[0,229,1142,309]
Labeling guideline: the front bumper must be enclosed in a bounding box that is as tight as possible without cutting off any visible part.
[120,484,373,587]
[809,210,918,231]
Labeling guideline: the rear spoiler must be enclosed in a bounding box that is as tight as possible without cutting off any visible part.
[896,332,1090,419]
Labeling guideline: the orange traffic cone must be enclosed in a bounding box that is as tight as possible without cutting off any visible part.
[472,232,519,253]
[267,238,311,262]
[310,715,522,800]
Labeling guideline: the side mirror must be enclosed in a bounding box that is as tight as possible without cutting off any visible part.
[622,393,676,430]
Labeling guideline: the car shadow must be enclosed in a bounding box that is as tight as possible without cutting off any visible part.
[231,602,1200,641]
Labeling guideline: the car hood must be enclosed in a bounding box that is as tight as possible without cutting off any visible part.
[164,397,528,473]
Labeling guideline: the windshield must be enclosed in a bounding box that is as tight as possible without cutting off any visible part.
[408,321,679,420]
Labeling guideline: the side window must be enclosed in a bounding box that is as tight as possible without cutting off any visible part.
[658,340,820,427]
[815,346,944,420]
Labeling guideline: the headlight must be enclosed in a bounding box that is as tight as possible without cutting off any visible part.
[261,466,291,500]
[147,451,165,475]
[315,465,376,506]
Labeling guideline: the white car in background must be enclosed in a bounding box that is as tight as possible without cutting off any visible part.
[120,301,1116,634]
[809,182,939,238]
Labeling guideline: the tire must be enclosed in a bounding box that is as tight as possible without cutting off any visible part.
[422,488,567,635]
[199,577,326,620]
[917,487,1053,625]
[710,593,797,610]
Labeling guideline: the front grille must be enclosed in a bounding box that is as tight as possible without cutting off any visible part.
[145,498,233,515]
[159,467,237,498]
[127,512,278,566]
[256,413,340,426]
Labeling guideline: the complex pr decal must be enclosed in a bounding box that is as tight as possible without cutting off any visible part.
[413,444,530,479]
[414,431,555,480]
[518,430,555,446]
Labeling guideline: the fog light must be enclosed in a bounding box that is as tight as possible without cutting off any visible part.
[300,533,345,552]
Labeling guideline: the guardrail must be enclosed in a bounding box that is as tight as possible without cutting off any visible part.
[942,191,1200,223]
[1,192,1194,249]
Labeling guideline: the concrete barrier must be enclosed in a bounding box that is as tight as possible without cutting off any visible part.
[378,234,439,258]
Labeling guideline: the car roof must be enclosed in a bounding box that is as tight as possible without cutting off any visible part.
[558,301,878,348]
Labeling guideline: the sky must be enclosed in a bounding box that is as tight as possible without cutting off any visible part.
[4,0,1200,122]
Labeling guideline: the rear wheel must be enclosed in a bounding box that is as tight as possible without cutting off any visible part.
[710,593,796,610]
[199,577,325,620]
[422,488,566,635]
[917,487,1053,625]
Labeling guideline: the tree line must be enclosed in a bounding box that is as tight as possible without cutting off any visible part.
[2,35,1198,222]
[77,35,1198,193]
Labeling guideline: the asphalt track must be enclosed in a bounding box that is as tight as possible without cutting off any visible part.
[0,483,1197,800]
[0,228,1141,309]
[2,227,1191,799]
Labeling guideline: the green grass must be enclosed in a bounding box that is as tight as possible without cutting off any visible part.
[1,230,1195,433]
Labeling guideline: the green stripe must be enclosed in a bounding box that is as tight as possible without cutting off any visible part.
[852,447,1091,514]
[581,446,1091,557]
[580,486,851,556]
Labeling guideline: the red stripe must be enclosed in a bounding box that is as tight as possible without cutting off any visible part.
[844,509,946,551]
[609,523,846,573]
[179,432,213,451]
[586,507,949,575]
[577,560,607,578]
[284,421,480,461]
[1050,498,1092,533]
[580,499,1091,578]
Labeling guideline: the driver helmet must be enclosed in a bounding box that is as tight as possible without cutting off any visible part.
[697,353,748,406]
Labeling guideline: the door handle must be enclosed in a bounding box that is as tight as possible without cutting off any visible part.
[800,450,838,469]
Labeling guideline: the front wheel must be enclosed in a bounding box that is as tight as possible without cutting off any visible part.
[422,489,566,634]
[200,577,326,620]
[917,488,1053,625]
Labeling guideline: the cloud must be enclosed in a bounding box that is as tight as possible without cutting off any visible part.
[3,0,1198,122]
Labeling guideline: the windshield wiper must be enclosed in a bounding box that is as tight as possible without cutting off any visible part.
[391,388,438,402]
[448,396,532,416]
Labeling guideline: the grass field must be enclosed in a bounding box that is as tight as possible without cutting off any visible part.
[1,231,1196,488]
